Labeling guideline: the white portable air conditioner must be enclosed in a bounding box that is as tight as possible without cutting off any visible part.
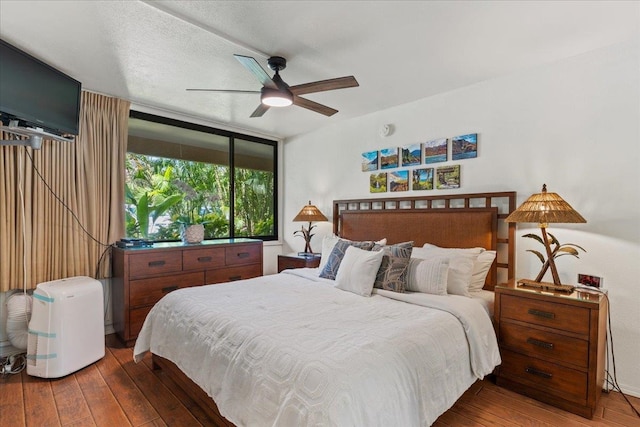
[27,276,105,378]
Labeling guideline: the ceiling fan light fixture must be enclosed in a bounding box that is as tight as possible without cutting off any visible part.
[261,87,293,107]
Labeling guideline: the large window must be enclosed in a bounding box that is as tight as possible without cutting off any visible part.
[125,111,277,241]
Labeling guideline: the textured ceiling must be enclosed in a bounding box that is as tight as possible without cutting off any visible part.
[0,1,637,139]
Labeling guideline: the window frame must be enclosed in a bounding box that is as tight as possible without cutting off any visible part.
[127,110,278,242]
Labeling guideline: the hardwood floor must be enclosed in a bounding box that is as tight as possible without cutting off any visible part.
[1,336,638,426]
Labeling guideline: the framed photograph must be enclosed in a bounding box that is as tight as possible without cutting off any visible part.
[412,168,434,190]
[401,144,421,166]
[370,173,387,193]
[389,170,409,192]
[423,138,448,164]
[380,147,399,169]
[436,165,460,189]
[361,150,378,172]
[451,133,478,160]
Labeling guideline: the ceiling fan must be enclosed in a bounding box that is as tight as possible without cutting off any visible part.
[187,54,359,118]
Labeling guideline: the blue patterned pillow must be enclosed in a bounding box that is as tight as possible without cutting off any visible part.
[319,239,375,280]
[373,241,414,292]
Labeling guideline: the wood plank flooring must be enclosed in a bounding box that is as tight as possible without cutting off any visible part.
[1,335,638,426]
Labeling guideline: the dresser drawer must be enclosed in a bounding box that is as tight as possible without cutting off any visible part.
[129,251,182,279]
[183,248,225,271]
[500,294,590,335]
[225,244,261,266]
[129,306,152,338]
[206,263,262,284]
[130,271,205,307]
[500,322,589,369]
[499,349,588,404]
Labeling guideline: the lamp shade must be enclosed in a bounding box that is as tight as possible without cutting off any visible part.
[505,184,586,225]
[293,201,328,223]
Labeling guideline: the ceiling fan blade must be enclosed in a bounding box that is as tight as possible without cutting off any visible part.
[234,54,277,89]
[289,76,359,96]
[293,95,338,117]
[186,89,260,94]
[250,103,270,118]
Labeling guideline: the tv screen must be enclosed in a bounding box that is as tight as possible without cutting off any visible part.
[0,39,81,136]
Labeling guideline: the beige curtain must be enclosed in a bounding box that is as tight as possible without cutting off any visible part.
[0,91,130,292]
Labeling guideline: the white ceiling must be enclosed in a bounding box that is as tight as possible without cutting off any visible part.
[0,1,637,140]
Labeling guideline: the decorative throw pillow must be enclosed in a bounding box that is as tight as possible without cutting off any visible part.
[319,239,375,280]
[420,243,495,292]
[373,241,413,293]
[335,246,385,297]
[318,236,385,270]
[411,246,476,297]
[405,257,449,295]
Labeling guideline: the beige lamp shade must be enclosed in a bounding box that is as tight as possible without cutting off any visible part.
[505,184,586,225]
[293,201,328,223]
[505,184,586,288]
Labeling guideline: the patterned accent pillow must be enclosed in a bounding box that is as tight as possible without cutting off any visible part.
[405,257,449,295]
[319,239,375,280]
[373,241,414,292]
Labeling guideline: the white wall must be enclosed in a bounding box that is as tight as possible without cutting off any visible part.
[282,41,640,396]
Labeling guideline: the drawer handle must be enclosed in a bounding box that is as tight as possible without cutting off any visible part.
[197,256,212,262]
[162,285,178,293]
[148,260,166,267]
[527,338,554,350]
[528,308,555,319]
[237,252,250,259]
[229,275,242,281]
[525,367,553,380]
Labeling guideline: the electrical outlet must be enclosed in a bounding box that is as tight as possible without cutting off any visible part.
[578,274,603,288]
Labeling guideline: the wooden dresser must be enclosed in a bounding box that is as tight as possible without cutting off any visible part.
[494,280,607,418]
[112,239,263,346]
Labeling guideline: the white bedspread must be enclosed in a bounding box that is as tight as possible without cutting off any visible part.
[134,269,500,427]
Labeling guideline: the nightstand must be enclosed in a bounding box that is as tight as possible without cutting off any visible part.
[277,254,320,272]
[494,279,607,419]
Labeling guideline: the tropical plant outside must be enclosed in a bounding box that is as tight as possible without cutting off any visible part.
[125,153,274,241]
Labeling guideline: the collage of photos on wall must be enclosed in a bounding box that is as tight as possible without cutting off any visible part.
[362,133,477,193]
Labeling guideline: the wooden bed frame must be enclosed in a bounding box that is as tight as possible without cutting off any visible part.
[152,191,517,426]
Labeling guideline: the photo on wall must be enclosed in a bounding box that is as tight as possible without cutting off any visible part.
[412,168,434,190]
[451,133,478,160]
[380,147,399,169]
[370,173,387,193]
[389,170,409,192]
[361,150,378,172]
[401,144,421,166]
[436,165,461,189]
[423,138,448,164]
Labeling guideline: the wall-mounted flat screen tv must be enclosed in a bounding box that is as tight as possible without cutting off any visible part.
[0,38,81,136]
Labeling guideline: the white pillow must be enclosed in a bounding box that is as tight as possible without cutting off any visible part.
[421,243,495,292]
[319,235,386,270]
[469,251,496,292]
[319,235,340,270]
[405,257,449,295]
[421,243,484,257]
[335,246,384,297]
[411,246,476,296]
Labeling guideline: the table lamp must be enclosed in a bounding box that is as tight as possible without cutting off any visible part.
[505,184,586,289]
[293,201,328,256]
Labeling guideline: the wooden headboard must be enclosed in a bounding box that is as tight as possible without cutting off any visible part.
[333,191,516,291]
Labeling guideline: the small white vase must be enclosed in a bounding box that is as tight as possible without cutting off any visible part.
[182,224,204,244]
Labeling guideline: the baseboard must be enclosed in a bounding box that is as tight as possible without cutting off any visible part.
[617,382,640,399]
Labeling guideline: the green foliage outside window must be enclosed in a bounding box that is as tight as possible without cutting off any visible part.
[125,153,274,241]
